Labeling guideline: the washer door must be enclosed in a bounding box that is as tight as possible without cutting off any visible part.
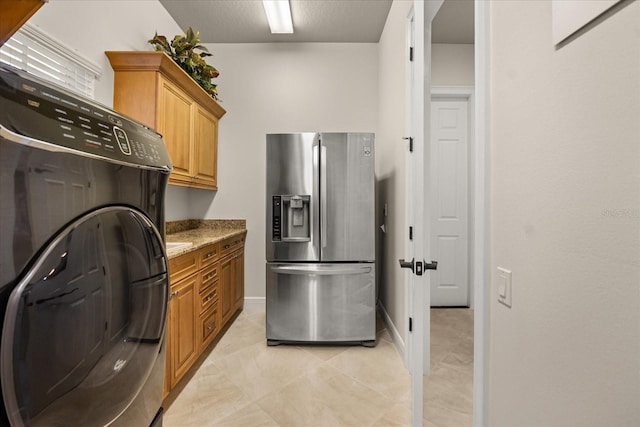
[1,207,168,426]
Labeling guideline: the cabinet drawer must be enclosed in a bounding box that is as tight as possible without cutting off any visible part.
[199,243,219,267]
[169,251,198,285]
[199,281,218,314]
[220,234,245,259]
[200,262,218,293]
[199,302,220,349]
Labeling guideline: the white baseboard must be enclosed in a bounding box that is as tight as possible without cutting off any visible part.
[377,302,407,368]
[244,297,266,312]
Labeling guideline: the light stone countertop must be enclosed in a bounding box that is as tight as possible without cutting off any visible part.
[165,219,246,259]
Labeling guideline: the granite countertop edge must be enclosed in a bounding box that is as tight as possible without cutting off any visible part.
[165,219,247,259]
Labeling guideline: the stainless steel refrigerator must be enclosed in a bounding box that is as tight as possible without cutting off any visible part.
[265,132,376,346]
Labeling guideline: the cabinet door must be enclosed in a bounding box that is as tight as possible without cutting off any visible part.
[158,77,193,184]
[220,255,233,324]
[0,0,45,45]
[232,251,244,312]
[169,274,198,388]
[220,250,244,325]
[193,105,218,189]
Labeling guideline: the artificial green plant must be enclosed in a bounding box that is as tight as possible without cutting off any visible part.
[148,27,220,101]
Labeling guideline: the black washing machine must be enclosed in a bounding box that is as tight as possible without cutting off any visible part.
[0,63,172,426]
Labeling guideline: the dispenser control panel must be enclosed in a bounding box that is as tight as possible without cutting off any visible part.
[272,196,282,241]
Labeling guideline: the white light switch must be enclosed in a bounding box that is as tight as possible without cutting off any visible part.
[497,267,512,308]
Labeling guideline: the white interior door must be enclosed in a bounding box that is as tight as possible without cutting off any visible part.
[404,1,442,426]
[404,6,426,427]
[430,98,469,306]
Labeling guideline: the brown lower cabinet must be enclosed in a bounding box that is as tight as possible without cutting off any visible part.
[164,232,246,399]
[220,249,244,324]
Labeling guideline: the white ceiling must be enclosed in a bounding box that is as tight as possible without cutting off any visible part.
[160,0,474,44]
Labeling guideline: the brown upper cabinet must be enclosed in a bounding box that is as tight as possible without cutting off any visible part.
[105,51,225,190]
[0,0,46,46]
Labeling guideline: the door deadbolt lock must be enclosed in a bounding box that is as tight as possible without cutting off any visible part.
[398,258,438,276]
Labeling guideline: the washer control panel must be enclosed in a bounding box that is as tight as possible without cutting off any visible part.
[0,64,172,170]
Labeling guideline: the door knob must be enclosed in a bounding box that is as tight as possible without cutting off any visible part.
[398,258,415,273]
[399,258,438,276]
[424,260,438,270]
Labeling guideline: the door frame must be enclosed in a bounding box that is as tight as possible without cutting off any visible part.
[405,2,434,425]
[407,0,491,425]
[473,1,491,425]
[404,4,423,425]
[431,86,475,308]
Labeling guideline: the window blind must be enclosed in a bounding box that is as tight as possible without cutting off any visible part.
[0,24,102,99]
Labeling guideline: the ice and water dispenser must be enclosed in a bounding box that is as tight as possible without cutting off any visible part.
[272,195,311,242]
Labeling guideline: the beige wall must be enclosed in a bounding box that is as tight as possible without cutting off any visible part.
[191,43,379,300]
[432,43,474,86]
[376,0,414,354]
[489,1,640,425]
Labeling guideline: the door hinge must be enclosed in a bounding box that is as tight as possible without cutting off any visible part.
[409,226,413,241]
[409,46,414,62]
[409,317,413,332]
[402,136,413,152]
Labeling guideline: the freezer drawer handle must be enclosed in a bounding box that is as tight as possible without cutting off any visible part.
[270,265,372,276]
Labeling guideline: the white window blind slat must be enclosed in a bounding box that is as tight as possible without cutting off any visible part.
[0,24,101,99]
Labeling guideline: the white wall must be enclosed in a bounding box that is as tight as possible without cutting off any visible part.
[27,1,182,107]
[432,43,474,86]
[26,1,195,223]
[190,43,379,299]
[376,0,414,354]
[489,1,640,425]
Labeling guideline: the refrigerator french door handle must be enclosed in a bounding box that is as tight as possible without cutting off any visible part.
[270,265,372,276]
[320,145,327,249]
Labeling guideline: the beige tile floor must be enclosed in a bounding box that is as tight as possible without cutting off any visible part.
[164,307,473,426]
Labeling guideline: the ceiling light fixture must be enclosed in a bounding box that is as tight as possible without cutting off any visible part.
[262,0,294,34]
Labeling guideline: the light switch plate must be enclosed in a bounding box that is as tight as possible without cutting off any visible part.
[497,267,512,308]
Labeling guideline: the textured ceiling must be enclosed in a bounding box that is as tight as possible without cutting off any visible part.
[160,0,393,43]
[159,0,473,44]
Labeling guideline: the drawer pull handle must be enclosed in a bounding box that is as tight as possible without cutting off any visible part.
[206,252,215,258]
[206,294,215,302]
[206,273,215,279]
[224,244,230,249]
[170,290,179,299]
[207,322,216,331]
